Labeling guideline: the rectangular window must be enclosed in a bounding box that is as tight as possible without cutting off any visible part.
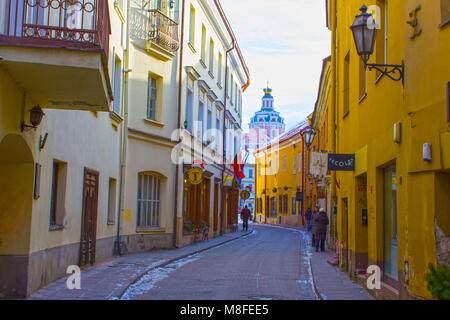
[137,173,161,228]
[447,82,450,122]
[292,198,296,215]
[375,0,387,79]
[185,86,194,133]
[50,160,67,227]
[201,25,206,62]
[230,75,234,104]
[189,5,195,45]
[113,56,122,115]
[293,156,297,174]
[209,38,214,74]
[283,155,286,171]
[441,0,450,24]
[359,56,367,100]
[298,153,302,174]
[147,76,158,121]
[343,52,350,116]
[249,169,253,179]
[198,92,205,138]
[218,52,223,86]
[107,178,117,224]
[207,102,212,139]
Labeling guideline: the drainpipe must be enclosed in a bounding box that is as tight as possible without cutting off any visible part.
[220,40,235,235]
[330,0,337,242]
[116,0,132,256]
[173,0,186,248]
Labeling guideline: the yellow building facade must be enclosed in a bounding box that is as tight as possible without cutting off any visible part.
[331,0,450,299]
[304,56,337,247]
[254,122,307,227]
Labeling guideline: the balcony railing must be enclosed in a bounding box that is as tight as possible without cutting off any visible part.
[0,0,110,57]
[146,9,179,52]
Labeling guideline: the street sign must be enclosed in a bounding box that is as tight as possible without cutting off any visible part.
[187,167,203,185]
[328,154,355,171]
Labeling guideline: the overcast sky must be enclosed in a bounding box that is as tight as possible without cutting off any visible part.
[220,0,331,132]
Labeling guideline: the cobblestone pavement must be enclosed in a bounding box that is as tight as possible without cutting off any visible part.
[29,223,372,300]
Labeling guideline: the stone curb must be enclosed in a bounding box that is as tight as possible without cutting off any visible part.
[114,229,254,300]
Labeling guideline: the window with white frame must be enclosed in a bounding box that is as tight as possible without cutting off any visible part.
[137,173,161,228]
[293,155,297,174]
[147,76,158,121]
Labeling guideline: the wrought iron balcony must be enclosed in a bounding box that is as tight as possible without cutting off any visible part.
[146,9,179,52]
[0,0,113,112]
[0,0,110,58]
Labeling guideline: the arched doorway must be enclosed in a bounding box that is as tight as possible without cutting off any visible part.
[0,134,34,298]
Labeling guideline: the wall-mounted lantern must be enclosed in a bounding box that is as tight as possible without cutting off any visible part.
[21,105,45,132]
[301,126,316,149]
[350,5,404,84]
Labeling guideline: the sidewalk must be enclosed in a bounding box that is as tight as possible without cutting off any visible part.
[310,249,373,300]
[29,230,252,300]
[252,222,373,300]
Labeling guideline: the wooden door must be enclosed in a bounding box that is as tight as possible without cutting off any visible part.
[80,168,99,266]
[213,182,219,232]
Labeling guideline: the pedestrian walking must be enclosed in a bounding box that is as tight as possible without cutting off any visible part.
[312,208,329,252]
[310,205,320,247]
[305,208,313,232]
[240,205,252,231]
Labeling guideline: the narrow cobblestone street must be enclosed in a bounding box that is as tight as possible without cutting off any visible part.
[29,224,372,300]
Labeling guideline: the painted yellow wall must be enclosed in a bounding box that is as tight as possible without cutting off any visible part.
[334,0,450,299]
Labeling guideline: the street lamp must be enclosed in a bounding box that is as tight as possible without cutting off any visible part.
[301,126,316,149]
[350,5,404,83]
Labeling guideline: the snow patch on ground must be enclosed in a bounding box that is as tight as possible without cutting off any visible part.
[120,256,200,300]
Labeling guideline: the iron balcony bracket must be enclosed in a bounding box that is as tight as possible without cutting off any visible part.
[365,60,405,85]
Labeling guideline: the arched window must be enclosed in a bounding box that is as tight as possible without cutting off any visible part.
[137,172,163,227]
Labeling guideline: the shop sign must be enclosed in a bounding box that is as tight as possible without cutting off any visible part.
[187,167,203,185]
[328,154,355,171]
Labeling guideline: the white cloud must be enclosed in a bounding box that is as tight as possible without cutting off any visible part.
[220,0,330,131]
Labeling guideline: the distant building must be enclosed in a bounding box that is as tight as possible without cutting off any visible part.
[242,87,286,160]
[239,163,256,212]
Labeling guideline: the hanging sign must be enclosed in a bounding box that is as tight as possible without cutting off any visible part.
[187,167,203,185]
[240,189,250,200]
[328,154,355,171]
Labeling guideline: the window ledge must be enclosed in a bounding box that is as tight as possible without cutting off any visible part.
[208,71,215,79]
[343,110,350,119]
[49,225,64,231]
[136,227,166,233]
[110,111,123,127]
[217,82,223,90]
[358,93,367,104]
[107,221,115,226]
[188,42,196,53]
[439,18,450,29]
[144,118,165,128]
[200,59,207,69]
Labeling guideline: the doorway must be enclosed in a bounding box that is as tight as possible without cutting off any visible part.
[383,164,398,285]
[80,168,99,267]
[0,134,34,298]
[341,197,349,272]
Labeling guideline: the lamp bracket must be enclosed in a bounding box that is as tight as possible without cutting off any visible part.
[365,60,405,84]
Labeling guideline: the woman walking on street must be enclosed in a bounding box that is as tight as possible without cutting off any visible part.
[312,208,329,252]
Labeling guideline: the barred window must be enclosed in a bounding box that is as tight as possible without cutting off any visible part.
[137,173,161,227]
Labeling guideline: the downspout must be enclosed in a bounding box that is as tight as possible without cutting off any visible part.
[330,0,337,243]
[116,0,131,255]
[221,40,235,235]
[301,138,305,227]
[173,0,186,248]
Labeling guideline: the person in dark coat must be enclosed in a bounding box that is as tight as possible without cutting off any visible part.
[310,205,320,247]
[305,208,313,232]
[241,205,252,231]
[311,208,329,252]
